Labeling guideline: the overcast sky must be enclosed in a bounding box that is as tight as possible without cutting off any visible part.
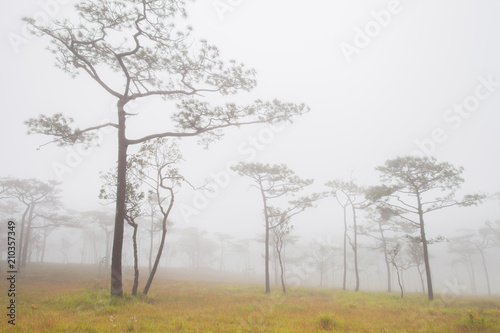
[1,0,499,246]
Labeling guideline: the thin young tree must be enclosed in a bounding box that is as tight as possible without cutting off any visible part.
[388,243,410,298]
[359,207,397,293]
[132,138,185,295]
[405,238,426,294]
[268,203,308,294]
[215,233,233,272]
[325,179,366,292]
[24,0,309,297]
[232,162,314,294]
[100,160,145,296]
[366,156,484,300]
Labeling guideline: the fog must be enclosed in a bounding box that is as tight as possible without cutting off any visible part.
[1,0,500,302]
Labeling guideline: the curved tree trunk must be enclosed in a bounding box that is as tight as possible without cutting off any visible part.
[277,246,286,293]
[395,266,403,298]
[143,191,174,296]
[130,221,139,296]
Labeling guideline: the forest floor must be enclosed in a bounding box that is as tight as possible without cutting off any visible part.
[1,263,499,332]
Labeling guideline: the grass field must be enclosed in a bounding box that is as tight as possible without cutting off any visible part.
[1,264,499,332]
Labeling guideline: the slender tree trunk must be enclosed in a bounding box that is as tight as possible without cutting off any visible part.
[394,264,403,298]
[149,214,154,274]
[467,255,477,294]
[111,103,128,298]
[81,238,87,264]
[17,206,29,273]
[143,194,174,295]
[342,205,347,291]
[260,187,271,294]
[40,229,49,263]
[130,222,139,296]
[277,246,286,293]
[379,225,391,293]
[416,264,425,294]
[463,257,474,293]
[478,250,491,295]
[21,203,36,268]
[417,193,433,300]
[352,205,359,292]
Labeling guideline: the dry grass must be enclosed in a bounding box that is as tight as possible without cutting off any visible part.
[1,263,499,332]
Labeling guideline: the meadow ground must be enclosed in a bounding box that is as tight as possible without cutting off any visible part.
[1,264,499,332]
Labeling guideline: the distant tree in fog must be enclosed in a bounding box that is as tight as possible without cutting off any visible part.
[0,177,66,271]
[232,162,315,294]
[483,220,500,247]
[451,227,495,296]
[367,156,485,300]
[404,238,426,294]
[388,243,410,298]
[359,207,399,293]
[24,0,308,298]
[310,239,335,288]
[177,227,218,269]
[448,235,478,294]
[79,211,115,268]
[268,206,304,293]
[215,233,233,272]
[230,239,252,273]
[325,178,367,292]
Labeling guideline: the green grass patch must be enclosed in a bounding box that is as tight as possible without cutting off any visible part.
[1,263,499,332]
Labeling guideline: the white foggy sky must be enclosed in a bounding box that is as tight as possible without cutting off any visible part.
[1,0,499,243]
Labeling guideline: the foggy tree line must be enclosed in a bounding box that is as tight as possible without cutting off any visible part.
[3,156,497,299]
[6,0,496,301]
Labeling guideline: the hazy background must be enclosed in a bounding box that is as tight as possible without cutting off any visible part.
[1,0,499,295]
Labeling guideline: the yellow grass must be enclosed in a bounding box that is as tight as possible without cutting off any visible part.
[1,263,499,332]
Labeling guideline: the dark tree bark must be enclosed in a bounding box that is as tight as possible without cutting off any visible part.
[111,104,128,297]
